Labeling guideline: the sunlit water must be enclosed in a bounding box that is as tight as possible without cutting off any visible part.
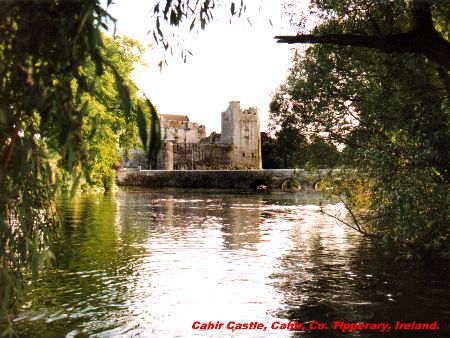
[8,189,449,337]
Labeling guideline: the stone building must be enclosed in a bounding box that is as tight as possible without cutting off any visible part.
[126,101,262,170]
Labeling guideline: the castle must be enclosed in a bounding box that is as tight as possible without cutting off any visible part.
[124,101,262,170]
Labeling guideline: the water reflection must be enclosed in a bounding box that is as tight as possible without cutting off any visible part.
[271,204,450,338]
[6,189,449,338]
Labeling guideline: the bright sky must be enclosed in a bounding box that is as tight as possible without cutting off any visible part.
[104,0,301,133]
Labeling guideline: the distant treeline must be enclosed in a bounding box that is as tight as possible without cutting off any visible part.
[261,132,342,169]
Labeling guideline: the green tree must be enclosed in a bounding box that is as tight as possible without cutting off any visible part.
[0,1,108,324]
[260,132,277,169]
[272,124,309,168]
[74,35,147,191]
[0,1,159,325]
[306,137,341,168]
[262,129,341,169]
[270,0,449,257]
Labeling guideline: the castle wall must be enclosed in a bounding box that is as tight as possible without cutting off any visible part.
[171,143,234,170]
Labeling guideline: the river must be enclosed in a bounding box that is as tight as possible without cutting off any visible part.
[8,189,449,337]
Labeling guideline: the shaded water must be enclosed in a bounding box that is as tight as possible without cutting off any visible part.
[9,189,449,337]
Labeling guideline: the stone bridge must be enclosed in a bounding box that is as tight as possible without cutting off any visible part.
[117,169,336,190]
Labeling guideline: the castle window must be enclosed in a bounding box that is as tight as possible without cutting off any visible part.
[252,153,255,158]
[242,152,245,157]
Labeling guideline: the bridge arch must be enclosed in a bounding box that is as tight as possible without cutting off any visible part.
[312,179,322,191]
[281,178,301,191]
[250,179,268,190]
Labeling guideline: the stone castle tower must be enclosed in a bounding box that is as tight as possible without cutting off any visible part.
[124,101,262,170]
[221,101,262,169]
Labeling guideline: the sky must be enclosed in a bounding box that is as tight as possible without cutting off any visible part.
[104,0,301,133]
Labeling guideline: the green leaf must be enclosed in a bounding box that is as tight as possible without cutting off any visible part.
[79,100,89,117]
[110,66,131,118]
[170,10,177,25]
[136,103,148,151]
[88,29,104,76]
[144,97,161,163]
[156,17,163,38]
[189,18,196,32]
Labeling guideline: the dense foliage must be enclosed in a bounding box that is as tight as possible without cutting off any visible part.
[270,0,449,257]
[0,1,160,327]
[0,1,102,324]
[261,131,341,169]
[68,35,148,192]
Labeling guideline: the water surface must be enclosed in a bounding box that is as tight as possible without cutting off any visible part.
[9,189,449,337]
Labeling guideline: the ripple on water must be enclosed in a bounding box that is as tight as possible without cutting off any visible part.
[6,190,450,337]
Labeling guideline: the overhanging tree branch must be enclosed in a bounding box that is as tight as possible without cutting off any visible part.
[275,0,450,70]
[275,32,450,70]
[275,32,416,53]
